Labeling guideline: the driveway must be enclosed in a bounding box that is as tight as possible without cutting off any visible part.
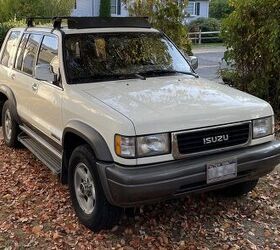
[192,45,226,82]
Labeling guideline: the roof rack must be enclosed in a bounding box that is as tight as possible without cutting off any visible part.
[26,17,151,30]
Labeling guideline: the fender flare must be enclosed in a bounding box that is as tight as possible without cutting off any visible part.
[0,85,20,125]
[62,120,114,162]
[61,121,114,184]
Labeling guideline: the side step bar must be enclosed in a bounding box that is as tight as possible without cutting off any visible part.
[18,126,62,175]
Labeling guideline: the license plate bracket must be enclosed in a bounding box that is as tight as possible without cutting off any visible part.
[207,159,237,184]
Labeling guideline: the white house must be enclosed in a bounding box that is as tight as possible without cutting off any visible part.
[72,0,210,21]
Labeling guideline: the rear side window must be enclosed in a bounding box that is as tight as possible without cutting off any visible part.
[37,36,59,75]
[0,31,21,67]
[15,33,29,70]
[22,34,42,75]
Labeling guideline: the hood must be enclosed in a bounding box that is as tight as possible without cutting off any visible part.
[78,75,273,134]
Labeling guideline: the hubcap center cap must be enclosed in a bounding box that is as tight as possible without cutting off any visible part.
[80,181,92,197]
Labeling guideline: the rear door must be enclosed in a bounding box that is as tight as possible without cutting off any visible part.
[11,33,43,122]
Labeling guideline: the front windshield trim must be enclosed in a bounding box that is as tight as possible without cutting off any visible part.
[63,31,195,85]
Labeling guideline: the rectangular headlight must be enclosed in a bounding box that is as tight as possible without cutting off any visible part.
[137,134,170,157]
[252,117,274,139]
[115,133,170,158]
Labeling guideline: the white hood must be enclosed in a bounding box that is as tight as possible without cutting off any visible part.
[79,75,273,135]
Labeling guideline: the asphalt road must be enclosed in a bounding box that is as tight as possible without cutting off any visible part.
[193,46,226,82]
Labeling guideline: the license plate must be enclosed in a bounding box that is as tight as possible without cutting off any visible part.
[207,159,237,184]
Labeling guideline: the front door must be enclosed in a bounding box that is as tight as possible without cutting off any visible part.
[29,35,63,145]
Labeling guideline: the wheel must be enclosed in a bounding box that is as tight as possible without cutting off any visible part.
[217,179,259,197]
[1,101,20,147]
[68,144,122,232]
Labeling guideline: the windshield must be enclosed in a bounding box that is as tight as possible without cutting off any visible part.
[64,32,193,84]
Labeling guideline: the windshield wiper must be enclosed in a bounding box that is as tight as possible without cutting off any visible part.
[141,69,199,78]
[70,73,146,83]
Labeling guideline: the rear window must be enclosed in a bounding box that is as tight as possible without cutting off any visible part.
[0,31,21,67]
[15,34,29,70]
[22,34,42,75]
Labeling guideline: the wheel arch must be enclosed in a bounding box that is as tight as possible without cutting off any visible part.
[61,120,114,184]
[0,85,19,126]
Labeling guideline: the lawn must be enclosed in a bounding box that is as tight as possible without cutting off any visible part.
[0,136,279,249]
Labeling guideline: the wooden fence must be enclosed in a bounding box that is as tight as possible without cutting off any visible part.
[188,30,221,44]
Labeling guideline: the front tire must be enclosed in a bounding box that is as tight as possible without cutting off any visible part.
[217,179,259,197]
[1,101,20,147]
[68,144,122,232]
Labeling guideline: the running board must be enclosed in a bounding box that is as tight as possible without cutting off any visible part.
[18,127,62,175]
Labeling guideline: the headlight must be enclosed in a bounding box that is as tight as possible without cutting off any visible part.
[115,133,170,158]
[252,116,274,139]
[137,134,170,157]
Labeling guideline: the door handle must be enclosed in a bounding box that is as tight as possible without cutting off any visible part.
[32,83,38,91]
[11,74,16,80]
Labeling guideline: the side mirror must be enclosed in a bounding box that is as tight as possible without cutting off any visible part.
[180,50,199,70]
[189,56,198,70]
[34,64,57,83]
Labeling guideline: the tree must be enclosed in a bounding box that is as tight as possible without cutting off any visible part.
[124,0,192,54]
[100,0,111,17]
[209,0,234,19]
[0,0,75,23]
[221,0,280,112]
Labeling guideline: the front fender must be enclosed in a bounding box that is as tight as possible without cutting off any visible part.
[63,120,113,162]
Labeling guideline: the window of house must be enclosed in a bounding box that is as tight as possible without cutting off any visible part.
[37,36,59,76]
[22,34,42,75]
[111,0,121,15]
[186,1,200,16]
[195,2,200,15]
[0,31,21,67]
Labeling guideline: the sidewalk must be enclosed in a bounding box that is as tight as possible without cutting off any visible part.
[192,45,226,54]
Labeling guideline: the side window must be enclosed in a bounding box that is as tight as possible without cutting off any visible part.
[22,34,42,75]
[37,36,59,75]
[0,31,21,67]
[15,33,29,70]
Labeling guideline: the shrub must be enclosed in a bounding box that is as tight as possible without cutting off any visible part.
[188,17,221,32]
[188,17,222,43]
[99,0,111,17]
[209,0,234,19]
[124,0,192,55]
[221,0,280,112]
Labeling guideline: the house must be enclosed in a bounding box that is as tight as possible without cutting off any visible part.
[72,0,210,21]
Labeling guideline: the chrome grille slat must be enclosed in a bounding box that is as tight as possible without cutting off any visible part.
[178,133,249,147]
[172,122,251,159]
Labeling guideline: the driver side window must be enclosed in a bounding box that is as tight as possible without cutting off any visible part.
[37,36,59,81]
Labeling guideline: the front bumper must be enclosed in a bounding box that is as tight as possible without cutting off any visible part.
[97,141,280,207]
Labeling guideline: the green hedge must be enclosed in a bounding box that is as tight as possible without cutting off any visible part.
[188,18,222,43]
[221,0,280,112]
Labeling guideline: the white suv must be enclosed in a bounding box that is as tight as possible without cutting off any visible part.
[0,17,279,231]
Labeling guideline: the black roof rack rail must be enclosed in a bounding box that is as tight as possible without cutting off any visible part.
[26,17,151,30]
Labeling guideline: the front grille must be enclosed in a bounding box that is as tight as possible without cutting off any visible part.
[176,123,250,156]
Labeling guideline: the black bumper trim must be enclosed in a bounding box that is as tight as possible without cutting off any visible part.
[97,141,280,207]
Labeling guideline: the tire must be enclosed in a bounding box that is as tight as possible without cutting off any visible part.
[1,101,20,148]
[68,144,122,232]
[217,179,259,197]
